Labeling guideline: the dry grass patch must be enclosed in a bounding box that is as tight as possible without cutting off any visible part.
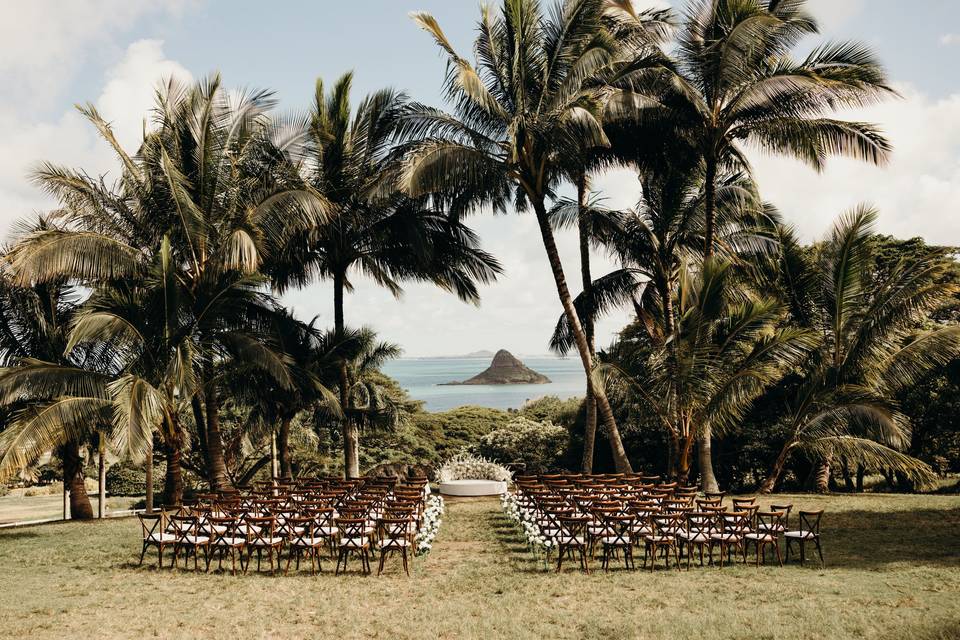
[0,493,958,639]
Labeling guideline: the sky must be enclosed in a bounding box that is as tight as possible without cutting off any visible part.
[0,0,958,356]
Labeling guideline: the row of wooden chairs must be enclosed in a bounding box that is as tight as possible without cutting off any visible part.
[138,476,430,576]
[514,477,824,572]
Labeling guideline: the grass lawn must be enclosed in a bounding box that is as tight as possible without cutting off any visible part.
[0,493,958,639]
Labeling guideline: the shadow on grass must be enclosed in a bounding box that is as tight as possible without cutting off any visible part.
[822,507,960,569]
[485,510,549,574]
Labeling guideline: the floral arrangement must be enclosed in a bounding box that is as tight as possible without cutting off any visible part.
[414,494,444,556]
[435,452,513,483]
[500,491,554,566]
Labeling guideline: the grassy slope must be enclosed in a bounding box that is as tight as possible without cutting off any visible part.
[0,493,958,639]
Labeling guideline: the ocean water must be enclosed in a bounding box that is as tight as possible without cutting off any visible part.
[382,356,587,412]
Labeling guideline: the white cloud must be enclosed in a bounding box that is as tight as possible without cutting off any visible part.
[0,1,194,113]
[750,83,960,243]
[0,40,192,236]
[940,33,960,46]
[805,0,867,31]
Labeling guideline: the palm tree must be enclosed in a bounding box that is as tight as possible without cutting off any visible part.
[556,2,673,473]
[270,73,501,478]
[226,311,341,480]
[6,76,321,495]
[620,0,897,490]
[400,0,636,472]
[601,258,814,482]
[757,209,959,492]
[0,240,110,519]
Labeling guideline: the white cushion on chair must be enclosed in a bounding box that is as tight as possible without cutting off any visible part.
[379,539,411,548]
[710,533,740,542]
[183,535,209,545]
[250,536,284,546]
[290,537,325,547]
[784,530,817,539]
[213,536,246,546]
[146,532,176,543]
[339,537,369,548]
[744,532,775,542]
[556,535,585,545]
[678,532,710,543]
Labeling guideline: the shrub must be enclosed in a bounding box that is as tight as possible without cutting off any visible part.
[479,416,568,474]
[519,395,582,427]
[435,452,512,483]
[105,462,163,496]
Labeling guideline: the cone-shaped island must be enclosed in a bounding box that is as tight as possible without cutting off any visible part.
[441,349,551,385]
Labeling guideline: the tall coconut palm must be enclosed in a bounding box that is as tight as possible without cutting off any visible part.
[757,208,959,492]
[552,1,673,473]
[270,73,501,478]
[400,0,636,471]
[6,76,322,494]
[0,238,110,519]
[600,258,814,482]
[621,0,897,490]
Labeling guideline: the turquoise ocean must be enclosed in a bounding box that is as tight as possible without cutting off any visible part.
[381,356,587,412]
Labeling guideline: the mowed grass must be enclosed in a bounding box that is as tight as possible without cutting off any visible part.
[0,493,958,640]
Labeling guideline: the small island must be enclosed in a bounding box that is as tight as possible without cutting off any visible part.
[441,349,551,385]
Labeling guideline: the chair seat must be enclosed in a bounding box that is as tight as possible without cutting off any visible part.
[250,536,284,546]
[557,535,585,545]
[630,525,652,534]
[213,536,247,546]
[290,537,326,547]
[315,526,338,536]
[744,532,775,542]
[784,530,818,539]
[379,538,411,548]
[181,535,210,545]
[678,533,710,543]
[146,532,176,544]
[600,536,631,546]
[587,525,612,535]
[236,524,262,535]
[201,524,228,535]
[339,537,370,548]
[758,523,785,533]
[645,535,674,543]
[710,533,741,542]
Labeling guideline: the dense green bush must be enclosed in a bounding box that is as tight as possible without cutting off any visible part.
[105,462,163,496]
[478,416,568,473]
[519,395,582,427]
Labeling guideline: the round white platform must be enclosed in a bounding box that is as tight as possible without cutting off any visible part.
[438,479,508,496]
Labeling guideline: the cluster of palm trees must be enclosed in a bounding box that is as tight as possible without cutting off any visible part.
[0,0,955,516]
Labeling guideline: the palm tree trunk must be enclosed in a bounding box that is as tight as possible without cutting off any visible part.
[815,455,832,493]
[202,363,231,492]
[61,441,93,520]
[97,432,106,519]
[162,421,184,506]
[334,270,360,478]
[576,173,598,474]
[759,440,794,494]
[145,442,154,513]
[533,199,632,473]
[278,415,292,480]
[697,155,720,493]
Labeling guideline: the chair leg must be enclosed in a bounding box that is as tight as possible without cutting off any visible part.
[402,549,410,577]
[378,549,387,576]
[285,548,294,576]
[815,538,824,567]
[774,540,783,567]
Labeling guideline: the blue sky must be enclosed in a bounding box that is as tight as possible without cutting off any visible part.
[1,1,959,356]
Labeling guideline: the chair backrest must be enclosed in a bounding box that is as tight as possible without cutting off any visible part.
[244,516,277,544]
[603,513,634,545]
[696,497,722,510]
[686,512,714,538]
[799,510,823,535]
[722,511,751,534]
[704,491,726,503]
[652,513,681,537]
[138,513,163,540]
[337,517,368,540]
[378,517,412,541]
[557,515,588,540]
[756,511,785,535]
[732,497,756,511]
[286,516,315,545]
[771,503,793,528]
[209,515,242,545]
[169,515,198,542]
